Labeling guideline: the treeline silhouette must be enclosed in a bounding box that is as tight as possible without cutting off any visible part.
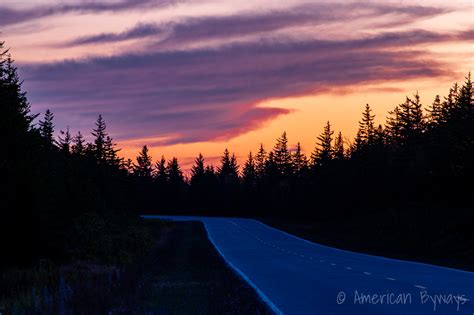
[2,39,473,269]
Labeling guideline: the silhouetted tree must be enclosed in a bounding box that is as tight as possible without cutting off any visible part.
[134,145,153,178]
[218,149,239,185]
[191,153,206,184]
[242,152,257,185]
[291,142,308,174]
[39,109,55,148]
[255,144,267,180]
[167,157,184,185]
[71,131,85,155]
[311,121,334,167]
[333,132,345,160]
[273,132,292,176]
[358,104,375,145]
[58,126,72,154]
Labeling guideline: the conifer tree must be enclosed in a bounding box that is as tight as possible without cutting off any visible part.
[255,144,267,179]
[58,126,72,154]
[427,95,444,127]
[134,145,153,178]
[291,142,308,173]
[242,151,257,185]
[191,153,206,184]
[166,157,184,184]
[39,109,55,148]
[358,104,375,145]
[273,132,292,176]
[92,115,107,161]
[155,156,167,183]
[311,121,334,167]
[71,131,85,155]
[0,47,37,137]
[333,132,345,160]
[218,149,239,184]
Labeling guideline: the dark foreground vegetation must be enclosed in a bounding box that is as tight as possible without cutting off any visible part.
[1,220,271,314]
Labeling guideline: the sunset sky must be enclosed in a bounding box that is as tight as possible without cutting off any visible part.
[2,0,473,171]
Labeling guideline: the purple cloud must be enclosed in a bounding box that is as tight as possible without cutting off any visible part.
[0,0,178,26]
[64,3,450,48]
[19,26,467,145]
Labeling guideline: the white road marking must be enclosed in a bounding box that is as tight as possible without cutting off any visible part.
[330,263,336,266]
[414,285,427,290]
[345,267,352,270]
[363,272,371,275]
[386,277,396,281]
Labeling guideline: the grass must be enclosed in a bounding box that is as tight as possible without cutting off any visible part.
[1,220,273,314]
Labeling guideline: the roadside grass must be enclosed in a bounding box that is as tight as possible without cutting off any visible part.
[0,220,273,314]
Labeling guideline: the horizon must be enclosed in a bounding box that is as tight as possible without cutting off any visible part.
[2,0,473,170]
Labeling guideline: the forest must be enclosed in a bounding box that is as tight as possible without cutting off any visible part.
[1,39,473,272]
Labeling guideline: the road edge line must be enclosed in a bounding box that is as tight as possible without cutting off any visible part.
[202,221,284,315]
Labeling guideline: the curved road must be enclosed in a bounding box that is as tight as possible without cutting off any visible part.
[143,216,474,315]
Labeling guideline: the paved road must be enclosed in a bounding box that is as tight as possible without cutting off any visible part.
[143,216,474,315]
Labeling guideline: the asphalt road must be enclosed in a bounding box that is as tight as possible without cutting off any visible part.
[143,216,474,315]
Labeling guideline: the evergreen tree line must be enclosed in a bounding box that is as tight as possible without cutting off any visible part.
[2,38,473,268]
[1,43,150,268]
[131,76,473,218]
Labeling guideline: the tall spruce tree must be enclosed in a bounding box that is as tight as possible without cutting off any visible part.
[291,142,308,174]
[311,121,334,167]
[155,156,167,184]
[242,151,257,185]
[358,104,375,145]
[71,131,85,155]
[218,149,239,184]
[134,145,153,178]
[333,132,345,160]
[58,126,72,154]
[273,132,292,176]
[255,144,267,179]
[191,153,206,185]
[166,157,184,185]
[39,109,55,148]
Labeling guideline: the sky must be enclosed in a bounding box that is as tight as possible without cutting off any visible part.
[1,0,473,171]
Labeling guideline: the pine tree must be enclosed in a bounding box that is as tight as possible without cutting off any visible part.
[0,48,37,138]
[291,142,308,173]
[427,95,443,127]
[242,151,257,185]
[71,131,85,155]
[92,115,107,161]
[264,151,278,179]
[455,72,473,116]
[255,144,267,179]
[273,132,292,176]
[155,156,167,183]
[39,109,55,147]
[166,157,184,184]
[58,126,72,154]
[333,132,345,160]
[91,115,120,165]
[311,121,334,167]
[134,145,153,178]
[358,104,375,145]
[218,149,239,184]
[191,153,206,185]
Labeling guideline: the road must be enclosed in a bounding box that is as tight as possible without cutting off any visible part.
[142,216,474,315]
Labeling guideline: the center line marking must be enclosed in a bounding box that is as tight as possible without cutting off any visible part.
[330,263,336,266]
[345,267,352,270]
[363,272,371,275]
[386,277,396,281]
[414,285,427,289]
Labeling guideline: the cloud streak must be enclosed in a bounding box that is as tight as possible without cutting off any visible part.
[0,0,178,26]
[65,3,450,48]
[20,27,466,145]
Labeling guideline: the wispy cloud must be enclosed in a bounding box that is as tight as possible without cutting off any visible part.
[0,0,179,26]
[20,27,465,145]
